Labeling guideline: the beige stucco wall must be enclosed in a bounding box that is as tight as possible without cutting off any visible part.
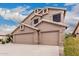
[35,22,65,32]
[13,25,34,35]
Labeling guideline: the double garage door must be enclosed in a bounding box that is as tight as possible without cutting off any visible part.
[14,31,59,45]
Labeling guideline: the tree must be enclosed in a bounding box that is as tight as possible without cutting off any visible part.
[6,34,13,43]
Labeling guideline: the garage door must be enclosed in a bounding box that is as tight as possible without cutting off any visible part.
[14,33,34,44]
[40,31,59,45]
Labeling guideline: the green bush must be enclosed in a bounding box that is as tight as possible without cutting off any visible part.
[2,41,5,44]
[0,39,2,42]
[6,40,9,43]
[64,34,79,56]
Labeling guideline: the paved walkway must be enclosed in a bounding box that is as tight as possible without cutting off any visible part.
[0,44,59,56]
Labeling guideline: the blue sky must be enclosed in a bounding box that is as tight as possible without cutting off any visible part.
[0,3,78,34]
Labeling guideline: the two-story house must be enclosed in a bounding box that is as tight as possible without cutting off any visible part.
[11,7,67,46]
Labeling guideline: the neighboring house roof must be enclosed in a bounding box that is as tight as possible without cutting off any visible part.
[72,22,79,35]
[34,19,67,28]
[11,23,39,34]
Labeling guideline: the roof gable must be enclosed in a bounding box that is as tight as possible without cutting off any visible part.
[34,19,67,28]
[11,23,39,34]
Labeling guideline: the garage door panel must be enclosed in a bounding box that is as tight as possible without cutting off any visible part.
[14,33,34,44]
[40,31,59,45]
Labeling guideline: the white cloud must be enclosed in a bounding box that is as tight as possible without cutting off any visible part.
[0,5,32,23]
[0,24,17,35]
[65,4,79,33]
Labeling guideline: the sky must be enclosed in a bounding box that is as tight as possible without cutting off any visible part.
[0,3,79,34]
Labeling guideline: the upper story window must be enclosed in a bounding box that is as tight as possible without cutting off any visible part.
[31,16,41,26]
[34,19,38,24]
[53,13,61,22]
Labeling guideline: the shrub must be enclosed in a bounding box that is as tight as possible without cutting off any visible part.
[0,39,2,42]
[64,34,79,56]
[6,34,13,43]
[2,41,5,44]
[6,39,9,43]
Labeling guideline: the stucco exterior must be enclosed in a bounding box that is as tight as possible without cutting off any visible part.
[12,7,66,46]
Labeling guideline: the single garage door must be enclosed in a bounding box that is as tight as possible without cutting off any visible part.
[14,33,34,44]
[40,31,59,45]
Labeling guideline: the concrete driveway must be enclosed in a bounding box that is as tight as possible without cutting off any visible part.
[0,44,59,56]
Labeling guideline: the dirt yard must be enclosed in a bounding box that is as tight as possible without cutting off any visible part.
[0,43,59,56]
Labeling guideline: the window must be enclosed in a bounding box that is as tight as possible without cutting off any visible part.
[34,19,38,24]
[20,25,24,31]
[53,14,61,22]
